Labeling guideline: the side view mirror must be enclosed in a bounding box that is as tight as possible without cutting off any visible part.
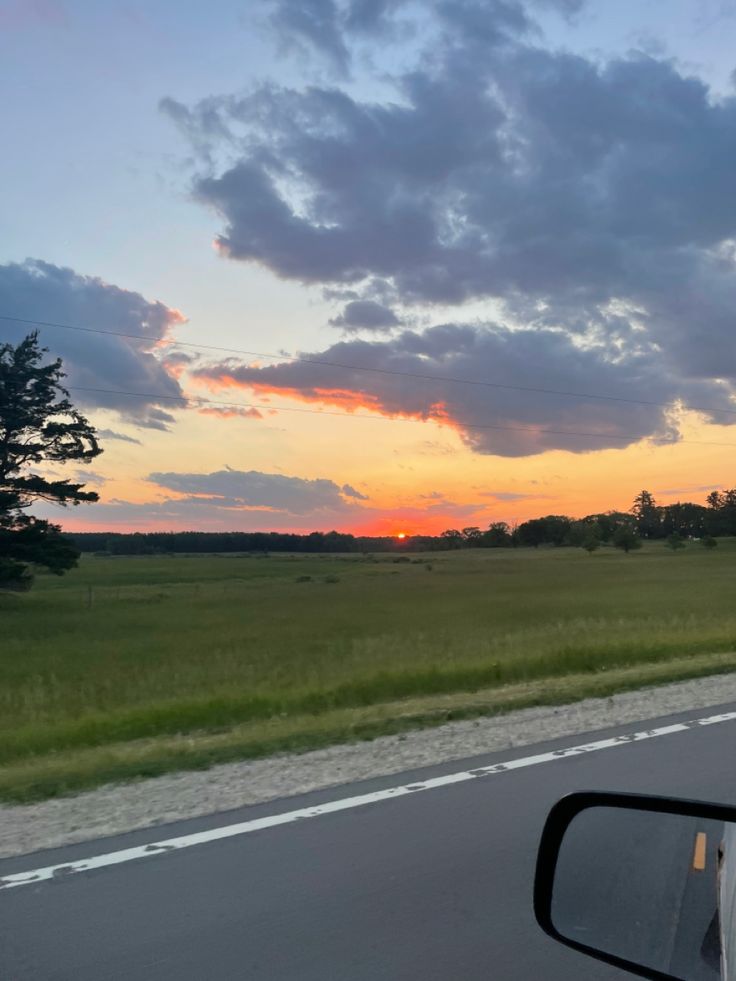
[535,792,736,981]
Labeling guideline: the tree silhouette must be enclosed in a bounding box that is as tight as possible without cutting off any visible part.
[612,525,642,553]
[631,489,661,539]
[0,333,101,590]
[484,521,512,548]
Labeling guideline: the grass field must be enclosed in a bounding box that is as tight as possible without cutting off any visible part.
[3,542,736,803]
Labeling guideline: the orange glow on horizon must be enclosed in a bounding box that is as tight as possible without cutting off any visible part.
[56,396,736,539]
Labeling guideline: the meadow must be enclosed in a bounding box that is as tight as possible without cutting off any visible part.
[2,542,736,802]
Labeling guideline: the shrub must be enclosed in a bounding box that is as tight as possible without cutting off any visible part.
[665,533,686,551]
[612,526,642,553]
[581,532,600,554]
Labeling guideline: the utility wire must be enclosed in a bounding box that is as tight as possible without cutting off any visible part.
[66,384,736,448]
[3,313,736,418]
[5,313,736,446]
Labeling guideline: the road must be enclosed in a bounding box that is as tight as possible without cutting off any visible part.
[3,701,736,980]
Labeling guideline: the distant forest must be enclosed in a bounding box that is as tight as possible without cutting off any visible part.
[68,489,736,555]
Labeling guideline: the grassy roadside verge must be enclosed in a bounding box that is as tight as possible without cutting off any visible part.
[3,649,736,805]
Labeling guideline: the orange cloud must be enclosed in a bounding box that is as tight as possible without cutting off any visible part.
[198,371,461,431]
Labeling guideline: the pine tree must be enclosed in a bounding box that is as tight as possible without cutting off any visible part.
[0,333,101,590]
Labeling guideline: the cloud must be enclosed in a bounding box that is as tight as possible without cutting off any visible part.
[50,464,511,534]
[97,429,142,445]
[329,299,401,330]
[264,0,425,75]
[162,349,199,380]
[262,0,582,75]
[0,259,186,429]
[341,482,368,499]
[192,323,732,456]
[50,466,378,532]
[54,486,497,534]
[181,54,736,312]
[267,0,351,73]
[416,440,457,456]
[164,2,736,431]
[196,406,263,419]
[73,469,106,486]
[55,494,493,534]
[475,490,544,501]
[146,467,367,514]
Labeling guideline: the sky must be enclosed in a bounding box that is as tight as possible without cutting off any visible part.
[2,0,736,536]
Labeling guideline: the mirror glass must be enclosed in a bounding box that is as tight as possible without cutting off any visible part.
[551,806,736,980]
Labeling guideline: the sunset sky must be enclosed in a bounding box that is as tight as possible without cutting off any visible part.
[3,0,736,536]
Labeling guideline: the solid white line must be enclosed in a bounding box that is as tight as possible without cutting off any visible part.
[3,709,736,891]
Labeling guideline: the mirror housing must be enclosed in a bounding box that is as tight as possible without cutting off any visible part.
[535,792,736,981]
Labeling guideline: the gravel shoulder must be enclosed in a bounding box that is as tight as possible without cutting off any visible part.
[3,670,736,859]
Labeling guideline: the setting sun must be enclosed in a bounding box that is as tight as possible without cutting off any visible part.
[397,532,407,539]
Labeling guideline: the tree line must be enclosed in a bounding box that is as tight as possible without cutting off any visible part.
[68,530,449,555]
[68,488,729,557]
[433,488,732,553]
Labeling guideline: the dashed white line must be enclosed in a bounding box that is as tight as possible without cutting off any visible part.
[3,709,736,891]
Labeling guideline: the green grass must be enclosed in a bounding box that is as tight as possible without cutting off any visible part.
[2,542,736,802]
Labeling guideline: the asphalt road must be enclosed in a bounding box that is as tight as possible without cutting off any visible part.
[3,701,736,980]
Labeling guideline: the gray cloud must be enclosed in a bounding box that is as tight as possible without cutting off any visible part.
[192,323,733,456]
[146,467,367,514]
[263,0,582,74]
[341,482,368,499]
[268,0,352,73]
[164,2,736,423]
[54,489,493,532]
[53,496,347,532]
[0,259,186,429]
[97,429,143,445]
[73,469,107,486]
[329,299,401,330]
[180,55,736,309]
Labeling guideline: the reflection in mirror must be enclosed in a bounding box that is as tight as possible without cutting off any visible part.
[551,807,736,980]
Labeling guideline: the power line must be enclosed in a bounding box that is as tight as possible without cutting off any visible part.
[3,312,736,419]
[5,312,736,446]
[67,384,736,448]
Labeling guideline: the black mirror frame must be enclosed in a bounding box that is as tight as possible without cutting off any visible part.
[535,791,736,981]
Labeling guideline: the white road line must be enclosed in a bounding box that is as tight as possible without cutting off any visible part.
[3,709,736,891]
